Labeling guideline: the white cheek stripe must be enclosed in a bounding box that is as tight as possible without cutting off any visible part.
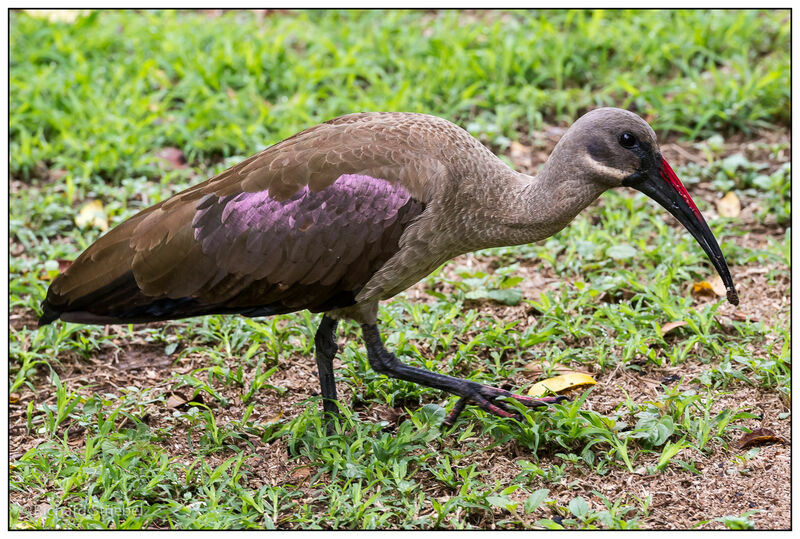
[583,154,629,181]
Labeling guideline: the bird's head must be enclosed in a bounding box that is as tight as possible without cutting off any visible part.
[557,107,739,305]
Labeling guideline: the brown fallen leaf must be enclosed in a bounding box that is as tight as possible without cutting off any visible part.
[660,320,687,335]
[508,141,534,170]
[372,405,405,425]
[290,465,312,485]
[49,169,68,182]
[734,428,788,449]
[716,191,741,218]
[155,147,187,169]
[527,372,596,397]
[9,393,20,404]
[42,258,75,280]
[75,200,108,231]
[510,141,531,158]
[166,392,190,409]
[732,310,758,322]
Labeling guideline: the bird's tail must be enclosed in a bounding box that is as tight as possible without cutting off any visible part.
[38,297,63,327]
[38,268,214,326]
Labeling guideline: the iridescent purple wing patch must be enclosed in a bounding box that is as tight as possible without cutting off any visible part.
[191,174,424,308]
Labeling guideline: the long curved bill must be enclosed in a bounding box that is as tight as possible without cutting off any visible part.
[626,156,739,306]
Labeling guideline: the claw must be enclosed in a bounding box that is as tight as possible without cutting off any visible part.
[483,400,517,418]
[509,394,568,407]
[360,324,569,429]
[443,397,469,427]
[443,383,568,426]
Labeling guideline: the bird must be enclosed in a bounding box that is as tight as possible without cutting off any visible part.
[39,108,738,427]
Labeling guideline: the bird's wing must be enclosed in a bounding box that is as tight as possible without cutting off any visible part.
[46,113,454,320]
[131,174,426,312]
[158,111,449,205]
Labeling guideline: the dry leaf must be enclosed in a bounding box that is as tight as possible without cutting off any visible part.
[42,259,73,280]
[290,466,312,484]
[68,434,85,446]
[735,428,788,449]
[716,191,741,218]
[527,372,596,397]
[10,393,20,404]
[265,410,284,423]
[691,281,715,297]
[75,200,108,231]
[661,320,687,335]
[373,405,404,424]
[510,141,531,158]
[156,147,187,169]
[49,169,68,181]
[509,141,533,169]
[166,392,190,409]
[708,275,727,296]
[732,310,757,322]
[691,275,726,299]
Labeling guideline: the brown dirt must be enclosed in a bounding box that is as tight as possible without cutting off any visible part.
[8,131,790,529]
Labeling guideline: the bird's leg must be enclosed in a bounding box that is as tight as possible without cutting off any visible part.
[361,324,565,427]
[314,315,340,422]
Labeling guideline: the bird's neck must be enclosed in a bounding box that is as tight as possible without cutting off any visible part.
[457,164,607,251]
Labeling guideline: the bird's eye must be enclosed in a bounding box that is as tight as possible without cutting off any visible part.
[619,132,637,149]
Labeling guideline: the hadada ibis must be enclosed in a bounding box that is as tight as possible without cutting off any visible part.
[40,108,738,426]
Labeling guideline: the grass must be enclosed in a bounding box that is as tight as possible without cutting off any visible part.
[9,9,790,530]
[10,10,789,183]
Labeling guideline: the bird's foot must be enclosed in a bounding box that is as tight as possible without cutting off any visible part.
[443,384,567,427]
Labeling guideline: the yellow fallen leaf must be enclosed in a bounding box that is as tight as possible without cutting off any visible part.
[716,191,741,218]
[266,410,284,423]
[75,200,108,231]
[527,372,596,397]
[692,281,715,296]
[691,275,726,299]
